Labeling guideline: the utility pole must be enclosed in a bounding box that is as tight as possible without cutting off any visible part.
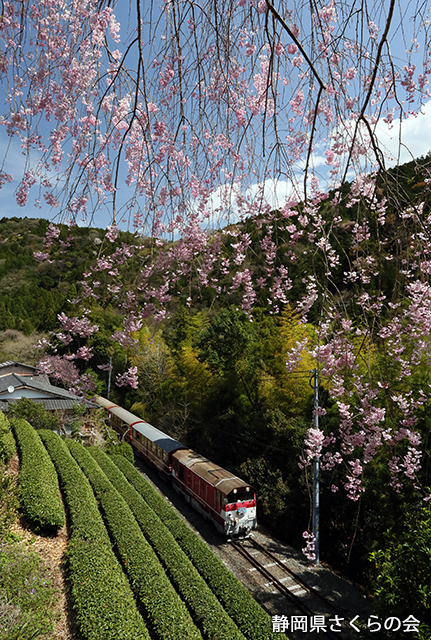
[310,368,320,566]
[107,356,112,400]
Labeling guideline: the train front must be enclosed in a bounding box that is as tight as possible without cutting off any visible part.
[223,485,257,537]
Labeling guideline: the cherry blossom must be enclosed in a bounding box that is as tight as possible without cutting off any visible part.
[1,0,430,502]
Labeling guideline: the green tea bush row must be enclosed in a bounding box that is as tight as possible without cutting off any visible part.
[66,439,203,640]
[38,430,110,544]
[38,430,149,640]
[0,411,15,465]
[112,455,279,640]
[90,446,246,640]
[10,418,64,534]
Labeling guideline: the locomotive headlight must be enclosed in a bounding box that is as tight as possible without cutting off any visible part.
[233,489,237,494]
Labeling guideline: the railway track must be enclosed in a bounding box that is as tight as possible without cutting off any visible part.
[230,537,358,638]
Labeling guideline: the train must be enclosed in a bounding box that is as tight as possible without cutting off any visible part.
[95,396,257,537]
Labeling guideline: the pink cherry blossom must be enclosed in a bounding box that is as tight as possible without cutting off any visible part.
[2,0,431,507]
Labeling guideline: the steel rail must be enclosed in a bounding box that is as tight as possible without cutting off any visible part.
[230,538,351,640]
[248,538,347,619]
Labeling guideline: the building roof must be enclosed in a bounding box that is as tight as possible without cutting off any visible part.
[0,361,40,377]
[0,368,97,413]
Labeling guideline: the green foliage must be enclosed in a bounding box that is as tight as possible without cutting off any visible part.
[370,505,431,637]
[111,455,278,640]
[198,307,253,376]
[0,468,18,541]
[0,413,15,466]
[0,542,58,639]
[105,438,135,464]
[38,430,149,640]
[66,539,149,640]
[240,458,290,530]
[90,447,246,640]
[0,413,18,542]
[38,430,110,544]
[66,440,203,640]
[10,418,64,534]
[9,399,60,432]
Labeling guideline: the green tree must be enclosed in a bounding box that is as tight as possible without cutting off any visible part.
[8,398,60,432]
[370,505,431,638]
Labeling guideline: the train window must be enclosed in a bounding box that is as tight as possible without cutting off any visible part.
[173,458,178,472]
[132,428,137,439]
[179,465,184,481]
[162,451,168,463]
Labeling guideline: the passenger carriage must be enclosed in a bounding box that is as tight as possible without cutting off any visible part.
[96,396,186,478]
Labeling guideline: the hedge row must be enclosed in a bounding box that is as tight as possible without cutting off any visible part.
[38,430,149,640]
[90,446,246,640]
[111,455,279,640]
[10,418,65,534]
[0,411,15,465]
[66,439,203,640]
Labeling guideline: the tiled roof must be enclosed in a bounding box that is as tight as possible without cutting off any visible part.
[0,361,39,373]
[0,370,97,411]
[0,397,98,412]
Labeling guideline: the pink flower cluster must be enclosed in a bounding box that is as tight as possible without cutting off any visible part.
[302,531,316,562]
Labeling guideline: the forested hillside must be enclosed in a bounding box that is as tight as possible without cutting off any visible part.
[1,157,431,635]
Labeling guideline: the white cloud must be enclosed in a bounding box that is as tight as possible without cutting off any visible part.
[375,101,431,166]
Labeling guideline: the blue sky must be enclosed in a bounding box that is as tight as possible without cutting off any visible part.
[1,1,431,231]
[2,99,431,229]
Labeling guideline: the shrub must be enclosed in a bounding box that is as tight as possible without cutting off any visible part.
[10,418,64,534]
[38,430,110,545]
[0,542,58,639]
[0,412,15,465]
[38,430,149,640]
[8,398,60,431]
[105,440,134,464]
[111,455,278,640]
[0,467,18,540]
[67,440,203,640]
[90,446,246,640]
[370,505,431,639]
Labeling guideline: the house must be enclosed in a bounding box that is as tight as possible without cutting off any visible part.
[0,361,40,378]
[0,361,98,414]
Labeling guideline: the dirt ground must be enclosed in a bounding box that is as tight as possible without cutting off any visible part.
[6,454,77,640]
